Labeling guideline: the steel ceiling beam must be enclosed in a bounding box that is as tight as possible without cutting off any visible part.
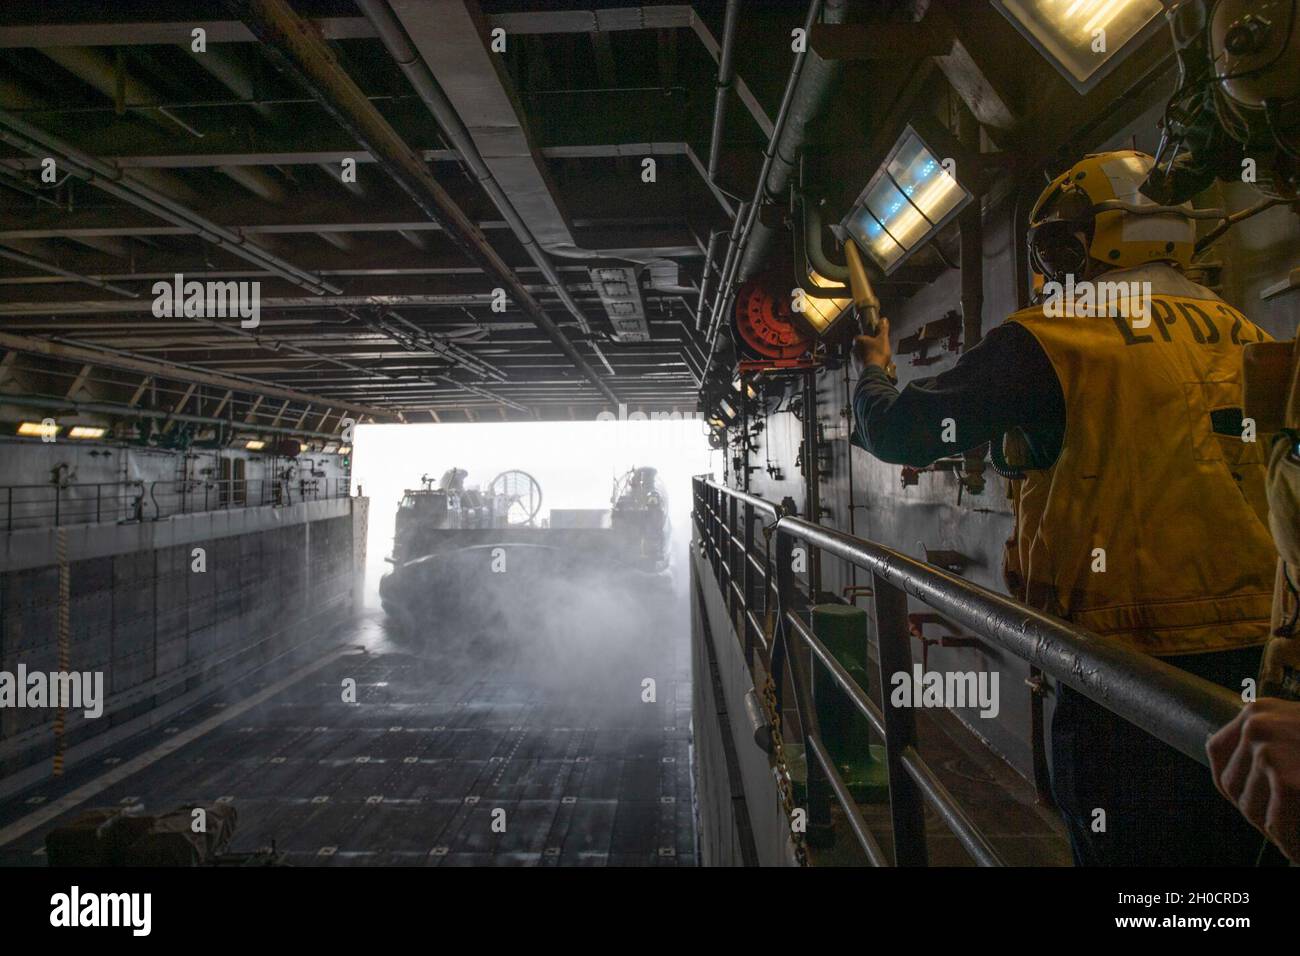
[362,0,622,376]
[0,5,773,134]
[1,142,695,170]
[224,1,621,404]
[0,108,340,296]
[0,331,398,420]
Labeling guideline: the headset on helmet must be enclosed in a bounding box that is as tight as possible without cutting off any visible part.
[1028,151,1198,285]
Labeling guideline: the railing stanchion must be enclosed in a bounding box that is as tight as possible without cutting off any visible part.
[726,492,738,622]
[872,571,929,866]
[775,529,832,847]
[742,500,755,664]
[709,485,716,568]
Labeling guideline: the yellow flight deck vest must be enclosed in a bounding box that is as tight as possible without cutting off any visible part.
[1004,264,1275,657]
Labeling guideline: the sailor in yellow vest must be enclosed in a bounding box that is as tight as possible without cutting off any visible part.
[851,150,1277,866]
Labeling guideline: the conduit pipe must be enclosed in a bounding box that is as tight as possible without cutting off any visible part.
[355,0,618,377]
[227,0,619,404]
[705,0,847,360]
[707,0,742,183]
[0,108,339,296]
[0,244,139,298]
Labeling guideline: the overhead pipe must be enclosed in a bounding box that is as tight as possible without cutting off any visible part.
[216,163,286,202]
[227,0,617,404]
[790,192,851,301]
[67,234,133,260]
[381,310,506,382]
[705,0,845,360]
[0,330,396,421]
[0,244,139,298]
[355,0,616,378]
[694,229,722,332]
[734,0,848,283]
[40,46,196,137]
[345,307,511,387]
[707,0,742,183]
[803,196,849,282]
[0,109,339,296]
[186,45,276,120]
[48,39,312,234]
[0,393,343,441]
[704,199,749,350]
[42,45,288,206]
[0,165,63,208]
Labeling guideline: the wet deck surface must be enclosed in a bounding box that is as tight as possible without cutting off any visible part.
[0,608,697,866]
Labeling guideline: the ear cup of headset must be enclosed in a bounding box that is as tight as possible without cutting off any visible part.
[1028,220,1090,284]
[1028,183,1094,283]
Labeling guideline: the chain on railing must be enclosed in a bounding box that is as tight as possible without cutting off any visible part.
[691,476,1244,867]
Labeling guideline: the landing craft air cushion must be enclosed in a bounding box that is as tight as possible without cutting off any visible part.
[379,467,672,642]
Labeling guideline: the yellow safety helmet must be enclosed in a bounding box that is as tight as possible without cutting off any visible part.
[1027,150,1196,283]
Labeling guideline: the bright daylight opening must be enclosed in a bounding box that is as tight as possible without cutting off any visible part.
[353,416,719,615]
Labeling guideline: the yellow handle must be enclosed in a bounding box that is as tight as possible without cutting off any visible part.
[844,239,896,383]
[844,240,880,332]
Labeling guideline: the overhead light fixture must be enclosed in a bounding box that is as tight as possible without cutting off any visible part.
[795,270,853,338]
[17,421,60,439]
[840,125,972,275]
[992,0,1165,94]
[245,439,266,451]
[67,426,107,440]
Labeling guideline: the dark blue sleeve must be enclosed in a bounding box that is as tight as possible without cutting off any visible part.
[850,321,1063,467]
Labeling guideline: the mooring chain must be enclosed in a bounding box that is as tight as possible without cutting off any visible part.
[761,673,808,867]
[758,515,808,866]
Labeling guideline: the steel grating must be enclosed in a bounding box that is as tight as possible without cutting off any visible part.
[0,612,696,867]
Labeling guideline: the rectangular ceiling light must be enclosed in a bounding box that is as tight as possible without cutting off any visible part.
[992,0,1166,94]
[67,426,107,439]
[840,125,971,275]
[244,439,266,451]
[798,270,853,338]
[17,421,60,439]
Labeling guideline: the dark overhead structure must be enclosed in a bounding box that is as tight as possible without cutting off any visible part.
[0,0,764,426]
[0,0,1221,433]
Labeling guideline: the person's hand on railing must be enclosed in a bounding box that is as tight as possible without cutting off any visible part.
[1206,697,1300,862]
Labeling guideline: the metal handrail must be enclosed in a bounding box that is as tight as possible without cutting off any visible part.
[3,477,352,532]
[783,513,1242,762]
[691,476,1244,867]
